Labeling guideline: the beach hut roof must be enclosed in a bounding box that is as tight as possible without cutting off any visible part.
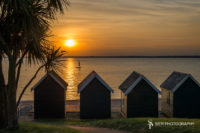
[78,71,114,93]
[160,71,200,92]
[119,71,161,96]
[31,70,68,91]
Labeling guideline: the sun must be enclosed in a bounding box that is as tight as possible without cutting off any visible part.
[65,40,75,47]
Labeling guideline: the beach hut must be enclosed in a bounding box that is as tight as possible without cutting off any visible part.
[160,71,200,118]
[32,70,67,119]
[119,71,161,118]
[78,71,114,119]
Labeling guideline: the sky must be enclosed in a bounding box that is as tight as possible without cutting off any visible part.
[51,0,200,56]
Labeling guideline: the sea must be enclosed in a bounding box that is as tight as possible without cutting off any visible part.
[2,58,200,101]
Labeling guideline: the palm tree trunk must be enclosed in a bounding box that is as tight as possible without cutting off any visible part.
[17,64,45,107]
[7,58,18,130]
[0,56,7,129]
[0,87,7,129]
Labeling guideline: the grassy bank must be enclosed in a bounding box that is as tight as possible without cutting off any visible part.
[83,118,200,133]
[36,118,200,133]
[0,122,82,133]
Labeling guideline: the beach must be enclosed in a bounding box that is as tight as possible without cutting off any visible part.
[18,99,122,121]
[18,98,162,121]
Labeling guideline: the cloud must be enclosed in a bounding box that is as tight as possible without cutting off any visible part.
[62,0,200,26]
[52,0,200,55]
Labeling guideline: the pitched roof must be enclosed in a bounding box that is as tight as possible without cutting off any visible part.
[78,71,114,93]
[119,71,141,93]
[49,71,68,88]
[119,71,161,95]
[160,71,200,92]
[31,70,68,91]
[160,71,188,91]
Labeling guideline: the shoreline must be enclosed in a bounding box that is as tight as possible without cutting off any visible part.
[19,98,161,112]
[3,56,200,60]
[18,99,162,121]
[19,99,122,112]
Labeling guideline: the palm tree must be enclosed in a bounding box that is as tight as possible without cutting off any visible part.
[0,0,69,130]
[0,52,7,129]
[17,47,66,107]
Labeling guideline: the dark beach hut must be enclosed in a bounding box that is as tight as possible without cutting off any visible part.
[160,71,200,118]
[119,71,161,118]
[78,71,114,119]
[32,70,67,119]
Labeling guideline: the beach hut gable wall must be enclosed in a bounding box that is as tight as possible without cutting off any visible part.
[119,71,160,118]
[33,71,67,119]
[78,71,113,93]
[161,71,200,118]
[124,76,161,95]
[32,70,67,91]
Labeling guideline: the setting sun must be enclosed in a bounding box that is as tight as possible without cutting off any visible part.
[65,40,75,47]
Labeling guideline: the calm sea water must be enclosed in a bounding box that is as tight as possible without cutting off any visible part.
[2,58,200,101]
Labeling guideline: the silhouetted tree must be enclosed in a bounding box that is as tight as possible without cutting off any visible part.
[0,52,7,129]
[0,0,69,130]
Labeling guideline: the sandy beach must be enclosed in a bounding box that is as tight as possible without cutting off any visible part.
[18,99,122,121]
[18,99,122,114]
[18,98,161,121]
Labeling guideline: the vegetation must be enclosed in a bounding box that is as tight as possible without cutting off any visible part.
[0,122,82,133]
[0,0,69,130]
[83,118,200,133]
[35,118,200,133]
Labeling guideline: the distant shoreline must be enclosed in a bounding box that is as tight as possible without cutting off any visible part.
[2,56,200,60]
[63,56,200,58]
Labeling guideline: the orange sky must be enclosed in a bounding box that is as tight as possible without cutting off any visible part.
[50,0,200,56]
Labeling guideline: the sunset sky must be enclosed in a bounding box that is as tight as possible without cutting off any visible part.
[51,0,200,56]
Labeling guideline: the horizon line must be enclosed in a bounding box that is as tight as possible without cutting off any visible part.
[63,55,200,58]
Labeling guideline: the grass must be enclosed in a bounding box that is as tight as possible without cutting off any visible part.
[0,122,82,133]
[82,118,200,133]
[35,118,200,133]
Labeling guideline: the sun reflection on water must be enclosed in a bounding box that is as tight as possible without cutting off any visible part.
[64,58,80,100]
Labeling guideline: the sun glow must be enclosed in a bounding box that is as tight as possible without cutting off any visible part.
[65,40,75,47]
